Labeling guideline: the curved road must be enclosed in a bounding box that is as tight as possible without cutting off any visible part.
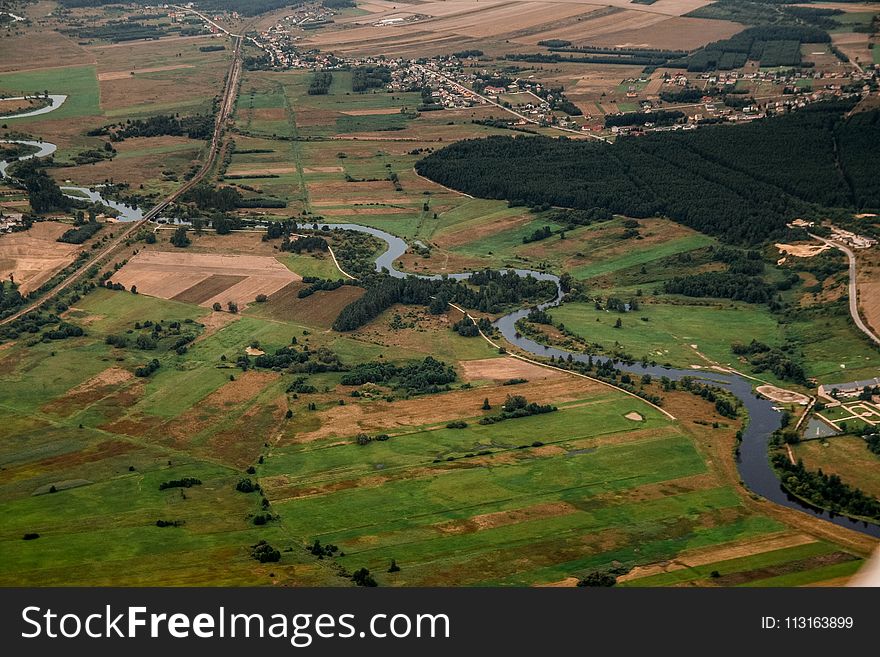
[811,233,880,346]
[0,35,243,327]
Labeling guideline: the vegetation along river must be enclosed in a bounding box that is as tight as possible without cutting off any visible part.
[2,139,878,539]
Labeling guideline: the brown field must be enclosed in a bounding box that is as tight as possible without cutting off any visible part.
[109,251,300,310]
[97,64,195,81]
[580,15,741,50]
[302,166,344,173]
[93,38,229,113]
[0,98,40,115]
[394,249,493,275]
[341,108,403,116]
[285,374,603,443]
[172,274,247,304]
[227,166,298,176]
[0,30,94,73]
[460,356,566,382]
[0,222,82,294]
[794,437,880,501]
[619,532,819,583]
[246,281,366,329]
[831,32,873,66]
[300,0,716,56]
[54,135,202,188]
[856,248,880,336]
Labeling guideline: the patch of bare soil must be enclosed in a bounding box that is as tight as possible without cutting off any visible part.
[460,356,565,382]
[0,222,81,294]
[287,375,601,443]
[41,367,134,416]
[435,501,578,535]
[757,385,811,405]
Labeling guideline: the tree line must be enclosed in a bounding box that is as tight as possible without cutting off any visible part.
[89,114,214,141]
[415,102,879,244]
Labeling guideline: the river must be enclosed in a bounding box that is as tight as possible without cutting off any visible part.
[3,137,879,538]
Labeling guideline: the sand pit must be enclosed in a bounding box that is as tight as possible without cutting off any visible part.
[459,356,565,382]
[97,64,194,81]
[0,222,81,295]
[624,411,644,421]
[776,243,831,258]
[756,385,811,406]
[109,251,300,310]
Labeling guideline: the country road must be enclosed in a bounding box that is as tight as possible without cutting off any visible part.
[0,35,243,327]
[812,233,880,346]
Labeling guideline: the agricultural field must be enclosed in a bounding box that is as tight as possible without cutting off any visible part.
[297,0,735,57]
[0,222,84,295]
[546,300,784,370]
[1,0,879,591]
[793,436,880,501]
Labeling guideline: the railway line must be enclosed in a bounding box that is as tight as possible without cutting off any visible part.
[0,35,243,327]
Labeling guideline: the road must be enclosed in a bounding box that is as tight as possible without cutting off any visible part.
[413,64,608,142]
[0,35,243,327]
[811,233,880,346]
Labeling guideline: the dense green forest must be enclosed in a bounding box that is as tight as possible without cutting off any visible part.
[9,160,70,214]
[673,25,829,71]
[415,102,880,244]
[351,66,391,93]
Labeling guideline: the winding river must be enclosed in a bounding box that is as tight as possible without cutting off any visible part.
[2,137,879,539]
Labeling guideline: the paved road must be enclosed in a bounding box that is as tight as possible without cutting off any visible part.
[0,36,243,327]
[812,233,880,346]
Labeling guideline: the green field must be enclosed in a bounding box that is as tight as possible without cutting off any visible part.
[548,300,784,369]
[570,233,714,280]
[621,540,852,587]
[0,65,101,121]
[794,435,880,500]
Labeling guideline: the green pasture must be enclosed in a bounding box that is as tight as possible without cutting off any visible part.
[548,300,784,368]
[0,65,101,121]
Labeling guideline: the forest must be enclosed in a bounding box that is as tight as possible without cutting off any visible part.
[10,160,70,214]
[308,72,333,96]
[673,25,829,71]
[90,114,214,141]
[351,66,391,93]
[340,357,457,394]
[415,102,880,244]
[332,271,557,332]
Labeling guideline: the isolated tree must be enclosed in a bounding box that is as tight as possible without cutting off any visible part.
[212,302,222,311]
[227,300,238,314]
[170,226,190,248]
[482,398,491,410]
